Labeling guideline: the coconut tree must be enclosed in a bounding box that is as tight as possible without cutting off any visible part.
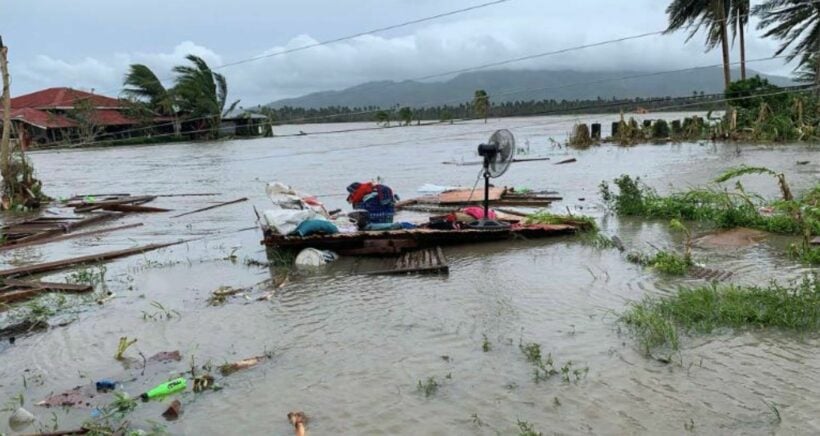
[731,0,750,80]
[795,55,820,83]
[173,55,239,138]
[473,89,489,123]
[754,0,820,90]
[122,64,181,136]
[666,0,732,90]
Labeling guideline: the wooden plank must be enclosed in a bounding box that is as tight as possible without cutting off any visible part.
[0,223,143,252]
[101,204,171,213]
[73,195,156,213]
[172,197,248,218]
[3,279,93,292]
[0,240,189,278]
[437,187,505,204]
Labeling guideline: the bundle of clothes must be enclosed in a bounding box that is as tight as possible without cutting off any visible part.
[427,206,499,230]
[262,182,353,237]
[346,181,399,225]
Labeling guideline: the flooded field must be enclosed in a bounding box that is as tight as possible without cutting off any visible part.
[1,113,818,435]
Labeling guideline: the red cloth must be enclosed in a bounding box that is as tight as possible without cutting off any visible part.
[462,206,497,220]
[347,182,374,204]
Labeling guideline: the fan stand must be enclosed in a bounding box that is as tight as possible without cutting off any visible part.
[467,153,511,231]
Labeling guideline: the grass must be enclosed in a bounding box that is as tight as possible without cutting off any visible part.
[141,301,181,321]
[66,265,107,286]
[417,377,439,397]
[627,250,693,276]
[482,334,491,352]
[621,275,820,355]
[524,211,598,232]
[518,342,587,384]
[516,419,543,436]
[600,171,820,264]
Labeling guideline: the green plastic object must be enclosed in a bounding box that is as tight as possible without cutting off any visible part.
[140,378,186,400]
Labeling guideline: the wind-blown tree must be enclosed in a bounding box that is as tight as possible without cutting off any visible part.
[795,55,820,84]
[122,64,180,136]
[375,110,390,126]
[398,107,413,126]
[173,55,239,138]
[754,0,820,89]
[473,89,489,123]
[731,0,749,80]
[665,0,732,89]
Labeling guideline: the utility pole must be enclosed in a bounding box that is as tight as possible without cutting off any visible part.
[0,35,11,185]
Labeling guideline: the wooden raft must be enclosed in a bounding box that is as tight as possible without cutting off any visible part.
[396,187,562,211]
[366,247,449,275]
[263,224,577,256]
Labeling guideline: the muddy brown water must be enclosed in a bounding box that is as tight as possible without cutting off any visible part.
[0,114,818,435]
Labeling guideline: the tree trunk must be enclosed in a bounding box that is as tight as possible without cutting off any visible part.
[0,41,11,186]
[718,4,732,90]
[738,17,747,80]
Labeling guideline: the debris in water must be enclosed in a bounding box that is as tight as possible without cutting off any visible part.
[208,285,249,305]
[193,374,215,392]
[0,240,190,278]
[8,407,35,431]
[797,161,810,165]
[162,399,183,421]
[141,378,187,401]
[171,197,248,218]
[219,354,270,376]
[555,157,577,165]
[36,386,94,408]
[694,227,767,249]
[0,319,48,340]
[95,380,116,393]
[148,350,183,363]
[287,411,308,436]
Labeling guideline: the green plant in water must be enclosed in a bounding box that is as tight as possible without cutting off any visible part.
[621,275,820,355]
[114,336,137,360]
[524,211,597,232]
[141,301,181,321]
[482,334,491,352]
[516,419,543,436]
[417,377,439,397]
[67,265,107,286]
[568,123,594,148]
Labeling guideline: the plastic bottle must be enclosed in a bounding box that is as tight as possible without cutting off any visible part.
[140,378,187,401]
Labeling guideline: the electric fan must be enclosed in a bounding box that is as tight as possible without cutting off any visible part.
[468,129,516,230]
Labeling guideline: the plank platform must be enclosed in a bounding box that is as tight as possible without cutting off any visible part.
[262,224,576,256]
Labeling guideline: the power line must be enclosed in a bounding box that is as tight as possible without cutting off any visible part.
[64,53,789,144]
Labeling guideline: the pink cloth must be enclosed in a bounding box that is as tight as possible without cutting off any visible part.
[462,206,496,220]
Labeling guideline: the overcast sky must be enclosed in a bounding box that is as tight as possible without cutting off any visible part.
[4,0,796,106]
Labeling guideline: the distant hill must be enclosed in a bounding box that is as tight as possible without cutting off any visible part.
[267,68,793,109]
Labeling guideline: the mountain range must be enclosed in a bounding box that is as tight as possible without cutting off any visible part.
[267,68,793,109]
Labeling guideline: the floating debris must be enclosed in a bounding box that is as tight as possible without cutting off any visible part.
[162,399,183,421]
[219,354,270,376]
[287,411,308,436]
[172,197,248,218]
[366,247,449,276]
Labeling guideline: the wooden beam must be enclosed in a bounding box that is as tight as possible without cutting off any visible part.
[172,197,247,218]
[0,223,142,252]
[0,240,189,278]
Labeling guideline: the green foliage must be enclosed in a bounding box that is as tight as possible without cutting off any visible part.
[524,211,598,232]
[141,301,181,321]
[651,119,670,139]
[600,174,819,239]
[398,107,413,126]
[516,420,543,436]
[481,334,491,352]
[726,76,789,113]
[472,89,490,122]
[417,377,439,397]
[67,265,107,286]
[622,275,820,354]
[568,123,594,148]
[374,110,390,126]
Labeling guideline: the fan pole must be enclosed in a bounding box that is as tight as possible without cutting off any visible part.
[482,159,491,219]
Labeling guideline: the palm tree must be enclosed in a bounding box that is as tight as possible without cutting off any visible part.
[754,0,820,90]
[398,107,413,126]
[375,110,390,126]
[731,0,750,80]
[666,0,732,89]
[795,55,820,84]
[122,64,180,136]
[173,55,239,138]
[473,89,489,123]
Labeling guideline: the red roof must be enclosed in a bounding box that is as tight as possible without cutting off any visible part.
[4,108,77,129]
[89,110,140,126]
[11,87,125,110]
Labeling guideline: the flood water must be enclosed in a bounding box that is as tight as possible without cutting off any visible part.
[0,113,818,435]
